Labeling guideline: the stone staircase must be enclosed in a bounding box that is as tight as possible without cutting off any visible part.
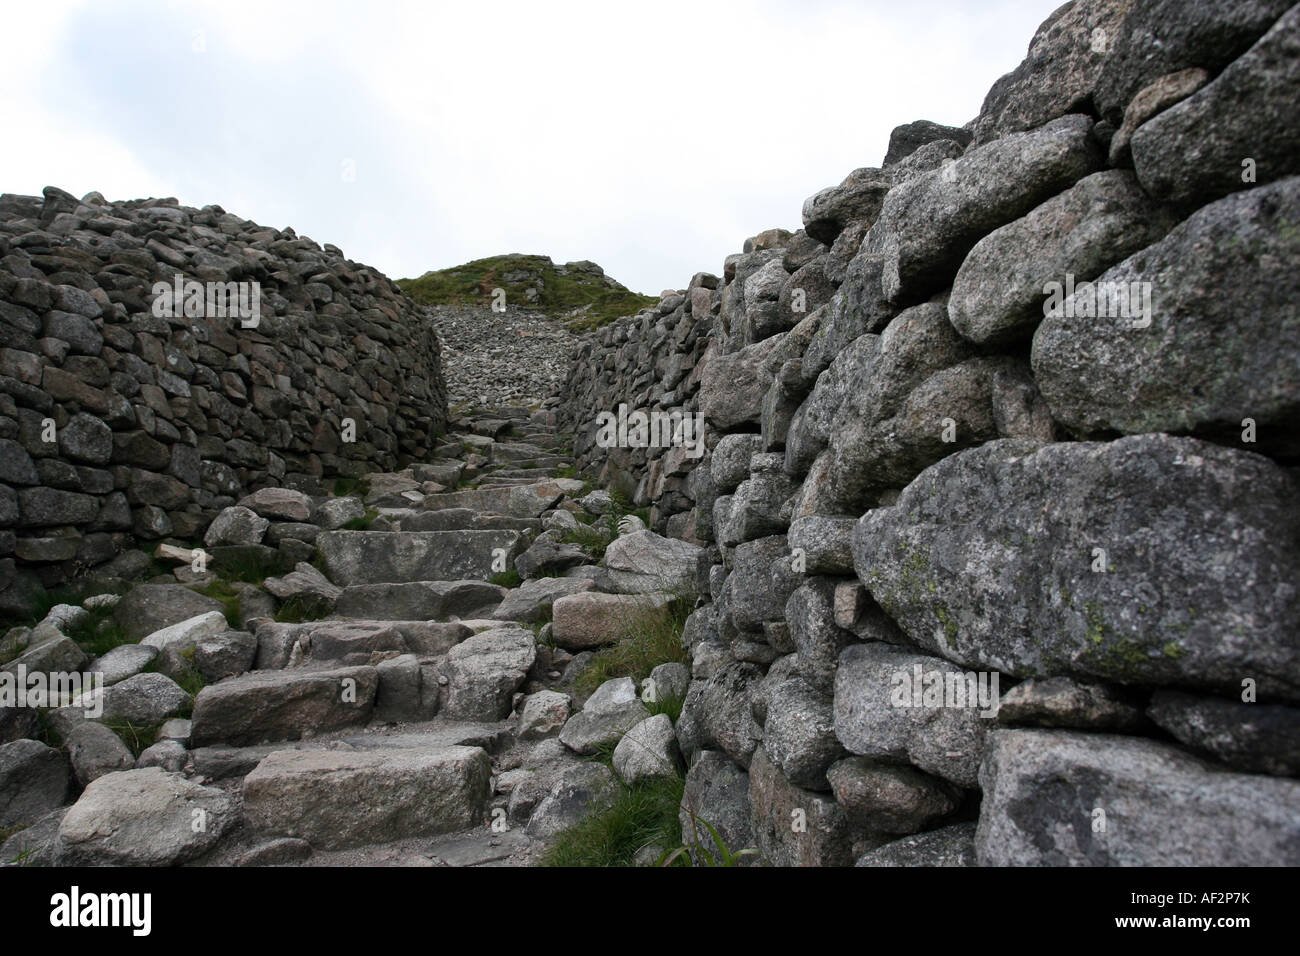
[3,400,696,867]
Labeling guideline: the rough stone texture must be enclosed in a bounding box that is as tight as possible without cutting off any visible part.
[54,767,237,865]
[551,591,673,651]
[801,168,893,244]
[676,660,765,769]
[827,756,960,834]
[749,746,855,867]
[1129,5,1300,205]
[548,0,1300,873]
[1031,176,1300,456]
[603,530,703,594]
[0,738,68,827]
[491,576,593,623]
[883,120,972,167]
[113,584,224,640]
[190,665,379,746]
[99,672,192,725]
[997,676,1146,731]
[242,745,491,850]
[865,114,1102,303]
[855,436,1300,702]
[317,529,523,585]
[762,675,844,790]
[440,627,536,721]
[525,761,620,838]
[1093,0,1294,122]
[612,713,681,783]
[335,580,505,621]
[855,822,977,867]
[0,189,446,608]
[204,506,269,547]
[517,690,572,740]
[977,729,1300,866]
[1108,67,1209,166]
[559,677,650,755]
[678,749,754,859]
[90,643,159,686]
[949,170,1178,345]
[140,610,228,651]
[834,643,992,789]
[969,0,1134,145]
[1147,691,1300,777]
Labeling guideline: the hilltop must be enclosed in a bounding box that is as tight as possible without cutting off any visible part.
[398,254,658,330]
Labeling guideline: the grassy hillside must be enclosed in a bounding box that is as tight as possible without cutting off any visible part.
[398,254,658,330]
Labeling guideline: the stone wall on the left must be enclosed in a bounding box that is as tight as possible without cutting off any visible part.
[0,186,447,613]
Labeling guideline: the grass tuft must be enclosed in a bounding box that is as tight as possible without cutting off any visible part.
[193,579,243,628]
[274,594,334,623]
[340,508,380,531]
[102,719,164,758]
[490,567,522,589]
[575,600,689,698]
[331,477,372,498]
[397,254,658,330]
[539,775,685,867]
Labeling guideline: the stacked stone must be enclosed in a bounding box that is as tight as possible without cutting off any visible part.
[558,275,716,538]
[558,0,1300,866]
[0,188,446,612]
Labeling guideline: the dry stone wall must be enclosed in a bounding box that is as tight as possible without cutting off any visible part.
[0,189,446,613]
[557,0,1300,865]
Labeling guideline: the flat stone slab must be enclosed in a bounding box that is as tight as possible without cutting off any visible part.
[242,745,491,850]
[190,665,379,747]
[317,530,525,585]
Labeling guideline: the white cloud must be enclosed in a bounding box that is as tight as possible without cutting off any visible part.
[0,0,1063,293]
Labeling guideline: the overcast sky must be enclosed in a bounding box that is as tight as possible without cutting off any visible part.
[2,0,1064,295]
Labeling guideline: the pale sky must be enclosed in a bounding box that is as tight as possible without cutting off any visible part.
[0,0,1065,294]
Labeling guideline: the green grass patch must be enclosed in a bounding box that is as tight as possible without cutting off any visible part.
[274,594,334,623]
[397,254,658,330]
[646,692,685,724]
[575,601,690,698]
[210,549,281,585]
[193,579,243,627]
[102,719,164,759]
[331,477,372,498]
[167,647,207,700]
[62,605,132,659]
[539,774,685,867]
[559,523,611,562]
[340,508,380,531]
[490,567,522,589]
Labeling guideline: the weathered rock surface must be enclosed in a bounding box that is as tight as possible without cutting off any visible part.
[1032,176,1300,456]
[855,437,1300,701]
[834,643,992,788]
[190,665,379,746]
[977,729,1300,865]
[55,768,237,865]
[242,746,491,850]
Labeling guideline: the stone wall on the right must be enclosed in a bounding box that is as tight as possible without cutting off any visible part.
[559,0,1300,865]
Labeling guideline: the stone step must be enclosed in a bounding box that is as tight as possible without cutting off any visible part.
[388,508,540,534]
[316,529,526,585]
[253,618,472,668]
[242,745,492,850]
[474,476,555,488]
[419,480,581,518]
[485,466,564,477]
[190,665,379,747]
[189,720,513,782]
[333,580,506,621]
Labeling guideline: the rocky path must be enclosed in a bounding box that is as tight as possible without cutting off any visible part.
[429,305,583,410]
[2,401,700,867]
